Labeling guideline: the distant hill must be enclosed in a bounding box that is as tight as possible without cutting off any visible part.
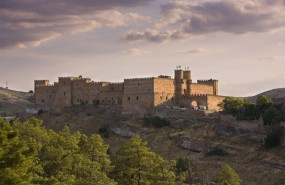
[0,87,34,116]
[247,88,285,103]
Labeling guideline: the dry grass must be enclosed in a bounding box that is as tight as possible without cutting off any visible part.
[0,87,33,116]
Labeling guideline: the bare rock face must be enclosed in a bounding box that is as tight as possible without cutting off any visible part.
[178,136,211,153]
[105,121,145,138]
[110,126,138,138]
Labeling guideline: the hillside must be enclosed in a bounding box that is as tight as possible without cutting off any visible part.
[0,87,34,116]
[247,88,285,103]
[27,105,285,185]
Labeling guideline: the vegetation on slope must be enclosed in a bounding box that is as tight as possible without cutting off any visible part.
[0,117,242,185]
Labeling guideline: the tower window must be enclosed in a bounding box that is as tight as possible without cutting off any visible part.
[42,99,44,103]
[137,96,139,101]
[128,97,130,101]
[64,92,66,96]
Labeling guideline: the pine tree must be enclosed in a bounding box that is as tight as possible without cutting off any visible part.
[214,164,241,185]
[0,117,36,185]
[112,135,175,185]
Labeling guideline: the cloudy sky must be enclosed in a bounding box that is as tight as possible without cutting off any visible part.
[1,0,285,96]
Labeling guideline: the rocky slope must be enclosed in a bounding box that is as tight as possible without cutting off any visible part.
[0,87,34,116]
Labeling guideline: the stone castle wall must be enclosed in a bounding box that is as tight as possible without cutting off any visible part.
[189,83,214,95]
[154,78,175,107]
[35,70,226,113]
[206,95,226,111]
[122,78,154,114]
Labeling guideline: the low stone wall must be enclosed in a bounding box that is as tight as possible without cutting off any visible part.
[155,107,206,119]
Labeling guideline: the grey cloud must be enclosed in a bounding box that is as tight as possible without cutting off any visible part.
[121,29,172,43]
[122,0,285,43]
[0,0,153,49]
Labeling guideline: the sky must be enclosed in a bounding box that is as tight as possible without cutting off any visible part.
[0,0,285,97]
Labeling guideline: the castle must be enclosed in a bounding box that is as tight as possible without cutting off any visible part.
[34,69,226,114]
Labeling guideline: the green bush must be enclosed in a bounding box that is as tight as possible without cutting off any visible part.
[143,116,170,128]
[264,129,282,149]
[37,109,44,115]
[176,157,190,174]
[99,126,109,138]
[93,99,100,106]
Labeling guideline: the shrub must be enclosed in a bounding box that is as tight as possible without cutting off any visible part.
[99,126,109,138]
[93,99,100,106]
[37,109,44,115]
[28,90,34,93]
[143,116,170,128]
[176,157,190,174]
[264,129,282,149]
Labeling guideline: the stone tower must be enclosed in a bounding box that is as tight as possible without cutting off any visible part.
[174,69,184,103]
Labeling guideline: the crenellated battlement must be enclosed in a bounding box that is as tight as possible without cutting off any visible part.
[125,77,154,81]
[191,94,208,97]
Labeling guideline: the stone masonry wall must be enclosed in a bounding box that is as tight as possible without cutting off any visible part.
[35,70,226,114]
[207,95,226,111]
[190,83,214,95]
[154,78,175,107]
[122,78,154,114]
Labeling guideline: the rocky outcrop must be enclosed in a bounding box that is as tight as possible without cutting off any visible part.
[178,136,211,152]
[105,121,146,138]
[213,124,265,142]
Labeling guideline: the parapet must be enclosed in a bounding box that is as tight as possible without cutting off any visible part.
[158,75,171,79]
[197,79,218,83]
[124,77,155,81]
[35,80,49,87]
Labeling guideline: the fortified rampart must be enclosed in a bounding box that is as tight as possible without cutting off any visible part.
[35,69,227,115]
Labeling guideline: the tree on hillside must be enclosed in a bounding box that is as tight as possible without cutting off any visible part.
[214,164,241,185]
[112,135,176,185]
[256,95,273,113]
[0,117,36,185]
[39,126,116,185]
[175,157,204,185]
[218,97,244,116]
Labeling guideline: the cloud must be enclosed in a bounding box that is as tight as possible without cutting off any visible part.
[121,29,174,43]
[0,0,153,49]
[259,56,285,62]
[123,48,151,56]
[176,48,209,54]
[122,0,285,43]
